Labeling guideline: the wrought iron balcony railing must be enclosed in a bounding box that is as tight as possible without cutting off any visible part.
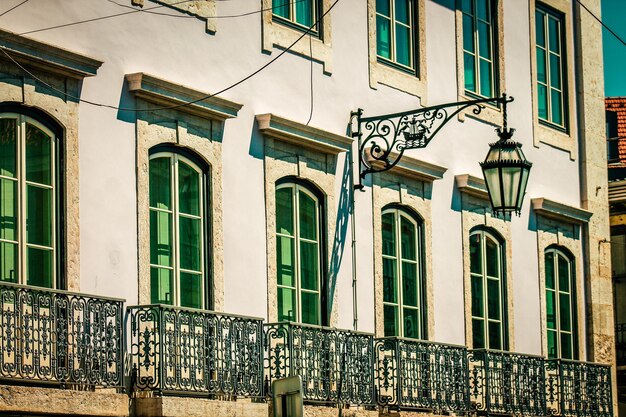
[546,359,613,417]
[0,282,124,388]
[127,305,264,398]
[264,322,375,406]
[374,337,469,413]
[468,349,546,416]
[615,323,626,366]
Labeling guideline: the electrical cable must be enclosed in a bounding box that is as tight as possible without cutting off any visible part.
[0,0,341,113]
[575,0,626,47]
[0,0,29,18]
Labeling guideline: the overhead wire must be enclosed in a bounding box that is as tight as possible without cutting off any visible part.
[0,0,29,18]
[575,0,626,47]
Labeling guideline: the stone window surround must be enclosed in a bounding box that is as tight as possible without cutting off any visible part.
[128,72,243,311]
[372,155,447,339]
[130,0,217,33]
[262,0,333,74]
[456,174,515,350]
[532,197,592,360]
[528,0,578,159]
[0,29,104,292]
[257,113,353,326]
[454,0,506,126]
[367,0,427,99]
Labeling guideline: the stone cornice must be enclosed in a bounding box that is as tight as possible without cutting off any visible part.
[531,198,593,224]
[373,152,447,182]
[126,72,242,121]
[256,113,352,154]
[0,29,102,78]
[455,174,489,200]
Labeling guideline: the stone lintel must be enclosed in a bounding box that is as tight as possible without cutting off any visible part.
[0,29,103,78]
[455,173,489,200]
[531,197,593,225]
[134,396,268,417]
[370,151,447,182]
[256,113,353,154]
[126,72,242,121]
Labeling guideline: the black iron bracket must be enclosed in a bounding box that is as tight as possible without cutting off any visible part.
[350,93,514,190]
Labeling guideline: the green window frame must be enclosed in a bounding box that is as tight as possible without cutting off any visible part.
[0,113,57,289]
[461,0,497,98]
[272,0,318,34]
[535,4,567,128]
[376,0,415,71]
[149,152,207,309]
[545,247,576,359]
[275,182,322,325]
[470,229,506,350]
[382,207,424,339]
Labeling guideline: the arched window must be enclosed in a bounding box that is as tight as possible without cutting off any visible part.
[0,113,58,288]
[149,150,208,309]
[545,247,576,359]
[470,228,506,349]
[275,180,323,325]
[382,206,424,339]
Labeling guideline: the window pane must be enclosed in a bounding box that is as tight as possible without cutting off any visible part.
[395,24,411,67]
[545,252,555,289]
[178,161,200,216]
[546,290,557,329]
[301,291,319,325]
[488,321,502,350]
[402,261,417,307]
[400,216,416,260]
[395,0,410,24]
[0,241,17,282]
[472,318,485,348]
[272,0,290,19]
[547,329,558,358]
[299,191,317,240]
[382,213,395,256]
[551,89,563,125]
[0,179,17,241]
[278,287,296,322]
[477,22,491,59]
[559,293,571,331]
[558,254,570,292]
[376,0,390,16]
[377,16,392,59]
[277,235,295,286]
[150,210,172,267]
[0,119,16,178]
[560,333,573,359]
[403,308,419,339]
[471,275,484,317]
[179,216,201,272]
[535,11,545,47]
[384,304,398,336]
[485,236,499,277]
[300,241,318,290]
[479,59,493,97]
[549,54,561,89]
[149,157,171,210]
[476,0,488,21]
[464,53,476,93]
[180,272,202,309]
[26,246,53,288]
[538,84,548,120]
[276,187,294,235]
[463,15,475,53]
[537,48,547,83]
[26,185,52,247]
[295,0,312,27]
[487,278,500,320]
[383,257,397,303]
[470,233,482,274]
[151,267,173,304]
[548,16,560,54]
[25,123,51,185]
[461,0,472,14]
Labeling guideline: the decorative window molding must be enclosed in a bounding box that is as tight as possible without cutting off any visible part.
[531,197,592,225]
[529,0,577,158]
[261,0,333,74]
[367,0,427,99]
[455,173,489,200]
[130,0,217,33]
[129,73,241,311]
[454,0,505,125]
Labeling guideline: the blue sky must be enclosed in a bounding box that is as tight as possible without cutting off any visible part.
[602,0,626,96]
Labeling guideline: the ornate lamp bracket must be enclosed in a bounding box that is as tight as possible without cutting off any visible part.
[350,94,514,190]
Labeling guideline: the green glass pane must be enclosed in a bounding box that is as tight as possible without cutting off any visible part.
[383,258,397,303]
[476,0,488,21]
[472,318,485,348]
[376,0,390,16]
[0,119,16,178]
[276,187,294,235]
[180,272,202,309]
[384,304,398,336]
[395,0,410,24]
[549,54,561,89]
[487,278,500,320]
[464,53,476,93]
[477,22,491,59]
[400,216,416,260]
[26,185,52,247]
[488,321,502,350]
[535,11,545,47]
[461,0,472,14]
[150,210,172,267]
[277,235,295,286]
[149,157,171,210]
[402,261,418,307]
[272,0,289,19]
[560,333,573,359]
[0,179,17,241]
[295,0,312,27]
[377,16,391,59]
[548,16,560,54]
[179,216,201,272]
[299,191,317,240]
[277,287,296,322]
[150,267,173,304]
[403,308,419,339]
[559,293,571,331]
[538,84,548,120]
[471,275,484,317]
[546,289,557,329]
[485,237,499,277]
[395,24,411,67]
[547,329,558,358]
[537,48,547,83]
[551,89,563,125]
[26,246,53,288]
[470,234,483,275]
[545,252,555,289]
[382,213,395,256]
[463,15,474,52]
[300,241,318,290]
[479,59,493,97]
[0,242,17,282]
[178,161,200,216]
[25,123,51,185]
[301,291,319,325]
[558,254,570,292]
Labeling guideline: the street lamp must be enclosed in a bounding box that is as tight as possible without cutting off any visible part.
[350,93,532,216]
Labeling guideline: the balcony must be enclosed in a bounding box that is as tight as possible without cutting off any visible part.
[0,282,124,388]
[264,322,375,406]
